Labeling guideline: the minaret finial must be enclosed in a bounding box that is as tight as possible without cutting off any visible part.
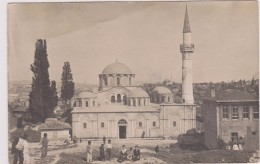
[183,4,191,33]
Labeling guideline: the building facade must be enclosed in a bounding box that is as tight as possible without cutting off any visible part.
[71,7,196,139]
[203,89,259,150]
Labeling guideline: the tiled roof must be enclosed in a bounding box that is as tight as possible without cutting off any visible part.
[72,103,160,113]
[128,88,149,98]
[78,91,97,98]
[102,61,133,74]
[215,89,258,102]
[152,86,172,94]
[38,118,71,130]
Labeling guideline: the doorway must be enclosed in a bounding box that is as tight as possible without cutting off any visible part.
[119,126,126,139]
[118,119,127,139]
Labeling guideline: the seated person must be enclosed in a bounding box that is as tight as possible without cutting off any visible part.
[127,147,134,160]
[117,145,127,163]
[133,145,140,161]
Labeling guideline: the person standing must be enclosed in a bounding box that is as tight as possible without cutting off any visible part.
[133,145,140,161]
[40,133,49,159]
[106,139,112,160]
[86,141,93,163]
[13,133,29,164]
[103,136,106,144]
[99,143,106,161]
[155,145,159,154]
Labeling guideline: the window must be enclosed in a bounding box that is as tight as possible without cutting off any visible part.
[232,106,238,119]
[79,100,82,107]
[243,106,249,119]
[231,132,238,142]
[168,97,170,102]
[73,101,76,107]
[252,132,257,135]
[123,96,127,105]
[83,123,87,128]
[222,106,228,119]
[104,78,108,86]
[117,94,121,103]
[117,77,120,85]
[152,121,156,127]
[173,121,176,127]
[129,78,131,85]
[93,101,95,106]
[144,100,146,106]
[101,122,105,128]
[85,101,88,107]
[111,96,115,103]
[253,106,259,119]
[133,99,136,106]
[138,99,141,106]
[139,122,142,127]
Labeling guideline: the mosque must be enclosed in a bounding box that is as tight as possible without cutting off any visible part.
[71,6,196,139]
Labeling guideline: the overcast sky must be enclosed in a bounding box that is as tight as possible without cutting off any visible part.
[8,1,259,84]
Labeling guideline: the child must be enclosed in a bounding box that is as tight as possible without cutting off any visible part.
[107,139,112,160]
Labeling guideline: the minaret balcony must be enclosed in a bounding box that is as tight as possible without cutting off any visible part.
[180,44,194,52]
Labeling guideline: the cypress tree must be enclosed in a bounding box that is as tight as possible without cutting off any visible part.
[61,62,75,106]
[29,39,53,123]
[50,80,58,115]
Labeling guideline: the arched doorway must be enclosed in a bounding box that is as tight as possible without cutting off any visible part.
[118,119,127,139]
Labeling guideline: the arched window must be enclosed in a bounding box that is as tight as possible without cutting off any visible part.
[173,121,176,127]
[73,101,76,107]
[85,101,88,107]
[79,100,82,107]
[133,99,136,106]
[117,77,120,85]
[138,99,141,106]
[157,96,160,103]
[129,78,131,85]
[152,121,156,127]
[83,123,87,128]
[117,94,121,103]
[101,122,105,128]
[168,96,170,102]
[111,95,115,103]
[93,101,95,106]
[123,96,127,105]
[144,100,146,106]
[139,122,142,127]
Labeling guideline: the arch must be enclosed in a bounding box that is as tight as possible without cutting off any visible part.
[123,95,127,105]
[117,94,121,103]
[111,95,115,103]
[78,99,82,107]
[118,119,127,125]
[117,77,120,85]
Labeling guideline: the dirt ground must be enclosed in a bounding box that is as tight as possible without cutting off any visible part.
[9,139,256,163]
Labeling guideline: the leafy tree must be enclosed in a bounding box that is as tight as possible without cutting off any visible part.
[61,62,75,106]
[29,39,54,123]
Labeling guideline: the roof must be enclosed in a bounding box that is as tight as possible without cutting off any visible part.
[72,103,160,113]
[102,61,133,74]
[209,89,259,102]
[152,86,172,94]
[128,88,149,98]
[183,5,191,33]
[12,106,29,112]
[38,118,71,130]
[78,91,97,98]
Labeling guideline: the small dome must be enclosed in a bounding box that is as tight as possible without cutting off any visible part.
[102,61,132,74]
[129,88,149,98]
[152,86,172,94]
[78,91,97,98]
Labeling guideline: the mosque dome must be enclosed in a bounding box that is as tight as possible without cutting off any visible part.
[78,91,97,98]
[152,86,172,94]
[128,88,149,98]
[102,61,132,74]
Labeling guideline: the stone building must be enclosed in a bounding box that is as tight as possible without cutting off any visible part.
[71,7,196,139]
[202,89,259,150]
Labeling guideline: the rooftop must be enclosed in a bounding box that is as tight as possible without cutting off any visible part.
[102,61,133,74]
[38,118,71,130]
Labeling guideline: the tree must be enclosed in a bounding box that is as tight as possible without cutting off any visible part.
[61,62,75,106]
[50,80,58,115]
[29,39,54,123]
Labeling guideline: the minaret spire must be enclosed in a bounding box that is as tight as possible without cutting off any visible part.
[183,4,191,33]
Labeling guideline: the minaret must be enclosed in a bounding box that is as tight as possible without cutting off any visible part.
[180,5,194,104]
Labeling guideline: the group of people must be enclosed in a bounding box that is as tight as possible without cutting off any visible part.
[11,132,49,164]
[226,137,244,151]
[117,145,141,163]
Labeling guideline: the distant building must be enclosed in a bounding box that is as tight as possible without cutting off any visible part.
[203,89,259,150]
[38,118,71,140]
[71,7,196,139]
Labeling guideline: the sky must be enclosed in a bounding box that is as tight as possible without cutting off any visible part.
[8,1,259,84]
